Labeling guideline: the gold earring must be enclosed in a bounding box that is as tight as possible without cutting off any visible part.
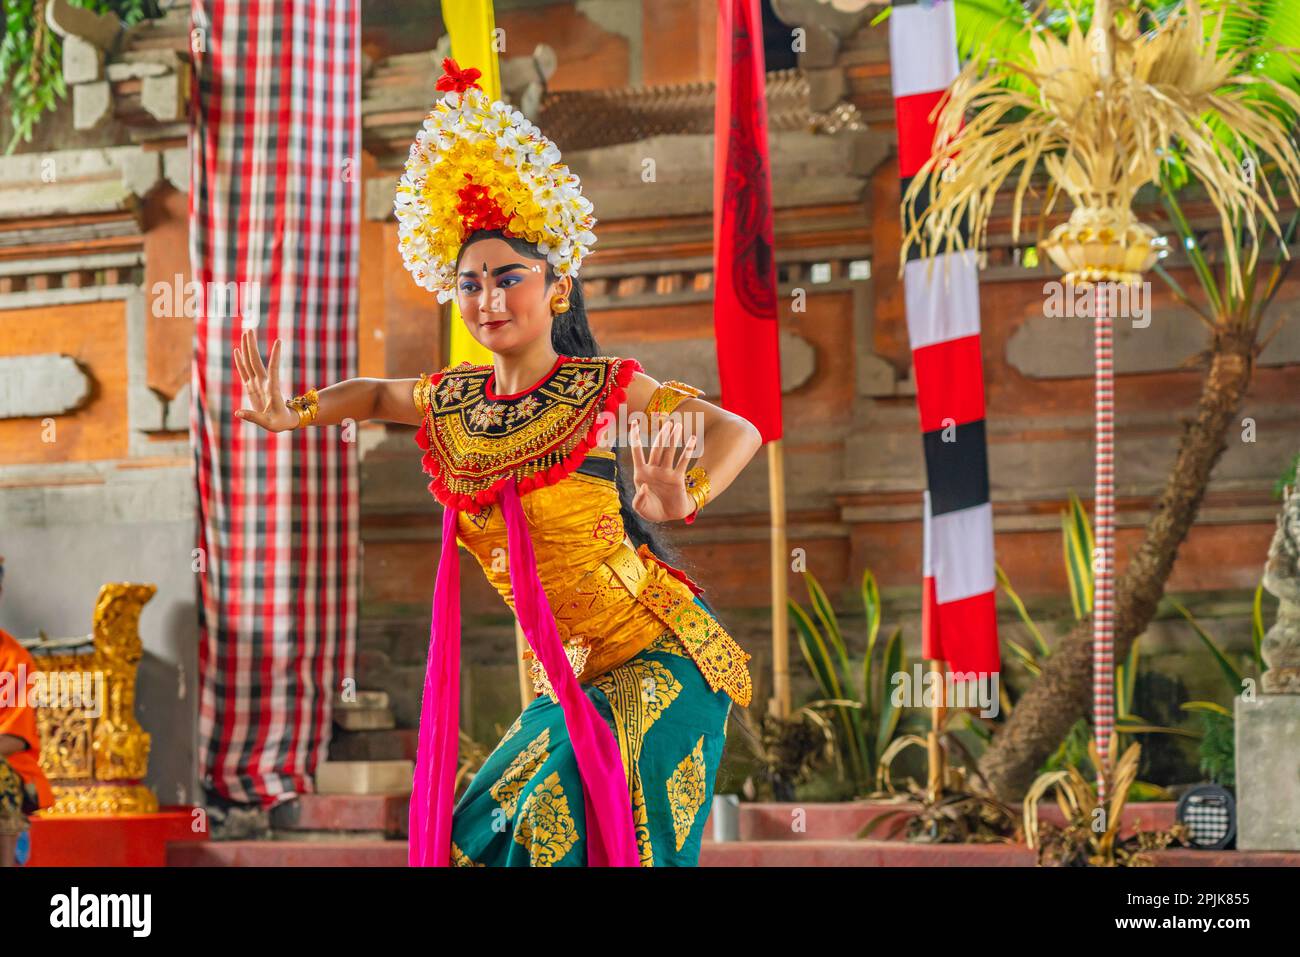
[550,294,570,314]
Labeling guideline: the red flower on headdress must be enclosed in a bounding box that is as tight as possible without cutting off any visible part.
[456,180,511,234]
[436,57,482,94]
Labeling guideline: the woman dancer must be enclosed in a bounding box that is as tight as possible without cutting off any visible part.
[234,59,761,866]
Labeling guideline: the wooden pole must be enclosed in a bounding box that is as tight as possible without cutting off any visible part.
[515,621,532,710]
[926,658,948,801]
[769,438,790,719]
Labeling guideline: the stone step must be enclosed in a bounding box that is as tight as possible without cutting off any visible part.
[701,840,1037,867]
[334,689,391,710]
[701,800,1179,842]
[315,760,413,796]
[1138,848,1300,866]
[270,793,408,838]
[328,727,419,762]
[168,839,406,867]
[700,841,1300,867]
[333,707,396,732]
[166,837,1300,867]
[254,795,1180,844]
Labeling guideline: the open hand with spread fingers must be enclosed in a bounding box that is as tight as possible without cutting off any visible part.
[233,327,298,433]
[628,416,698,523]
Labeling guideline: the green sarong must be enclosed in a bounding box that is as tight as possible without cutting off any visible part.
[450,601,733,866]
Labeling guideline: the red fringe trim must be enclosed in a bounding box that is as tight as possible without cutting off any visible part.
[414,357,642,510]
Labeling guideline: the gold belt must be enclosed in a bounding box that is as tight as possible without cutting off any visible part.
[526,540,753,708]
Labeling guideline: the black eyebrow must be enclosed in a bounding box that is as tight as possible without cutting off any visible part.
[491,263,526,277]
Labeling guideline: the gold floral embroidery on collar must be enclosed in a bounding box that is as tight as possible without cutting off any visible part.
[413,355,643,509]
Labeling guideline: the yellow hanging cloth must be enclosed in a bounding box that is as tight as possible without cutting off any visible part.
[441,0,502,367]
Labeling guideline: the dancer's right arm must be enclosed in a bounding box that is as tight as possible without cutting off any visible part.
[233,328,425,432]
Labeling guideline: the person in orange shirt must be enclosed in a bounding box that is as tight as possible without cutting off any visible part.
[0,556,55,866]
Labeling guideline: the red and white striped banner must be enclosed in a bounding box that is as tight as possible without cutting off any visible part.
[890,0,999,676]
[189,0,361,807]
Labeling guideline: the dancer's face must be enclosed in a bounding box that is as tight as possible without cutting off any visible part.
[455,237,569,356]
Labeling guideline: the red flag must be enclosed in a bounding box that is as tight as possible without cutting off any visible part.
[713,0,782,442]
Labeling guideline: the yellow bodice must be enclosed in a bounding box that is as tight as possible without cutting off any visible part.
[414,356,752,707]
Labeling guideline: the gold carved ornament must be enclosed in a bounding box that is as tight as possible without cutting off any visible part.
[32,583,159,815]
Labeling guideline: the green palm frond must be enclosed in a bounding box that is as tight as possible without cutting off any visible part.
[954,0,1038,78]
[1167,596,1247,692]
[790,597,840,700]
[790,587,865,784]
[861,568,882,715]
[1116,638,1140,719]
[996,563,1051,657]
[1181,700,1233,716]
[1062,491,1095,619]
[1251,581,1268,674]
[875,626,907,762]
[806,572,856,700]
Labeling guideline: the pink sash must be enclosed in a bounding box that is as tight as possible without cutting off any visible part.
[408,479,639,866]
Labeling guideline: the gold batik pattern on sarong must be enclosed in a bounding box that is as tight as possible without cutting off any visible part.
[489,727,551,818]
[450,841,483,867]
[592,642,684,866]
[667,735,708,851]
[514,771,579,866]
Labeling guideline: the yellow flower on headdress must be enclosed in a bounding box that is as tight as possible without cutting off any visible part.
[394,58,597,303]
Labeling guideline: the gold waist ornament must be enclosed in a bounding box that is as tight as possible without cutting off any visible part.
[525,541,752,708]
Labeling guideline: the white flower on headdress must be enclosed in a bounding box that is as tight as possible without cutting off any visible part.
[392,59,598,300]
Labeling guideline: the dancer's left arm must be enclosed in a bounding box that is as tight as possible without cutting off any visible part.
[617,372,763,524]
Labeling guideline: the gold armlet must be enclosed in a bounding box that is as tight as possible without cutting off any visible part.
[286,389,320,429]
[645,380,703,417]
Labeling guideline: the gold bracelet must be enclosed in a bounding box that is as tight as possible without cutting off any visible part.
[286,388,319,429]
[683,465,710,524]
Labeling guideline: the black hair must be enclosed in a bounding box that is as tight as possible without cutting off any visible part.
[455,229,689,576]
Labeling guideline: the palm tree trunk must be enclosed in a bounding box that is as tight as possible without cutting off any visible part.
[976,326,1258,801]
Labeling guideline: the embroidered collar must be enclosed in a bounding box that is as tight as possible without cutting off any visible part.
[414,354,641,509]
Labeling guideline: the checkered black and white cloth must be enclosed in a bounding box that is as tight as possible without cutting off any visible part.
[189,0,361,807]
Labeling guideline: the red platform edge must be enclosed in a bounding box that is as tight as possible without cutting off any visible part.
[26,805,207,867]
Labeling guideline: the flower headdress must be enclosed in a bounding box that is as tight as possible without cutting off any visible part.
[394,58,597,303]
